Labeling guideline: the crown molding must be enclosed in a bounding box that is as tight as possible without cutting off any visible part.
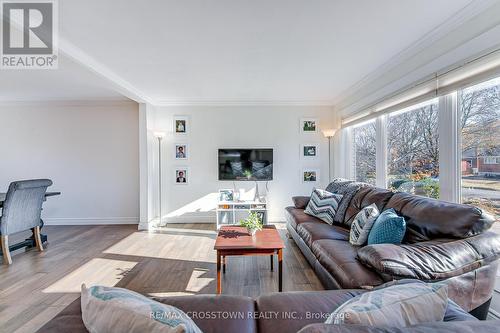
[333,0,499,111]
[0,99,137,107]
[152,99,334,107]
[58,38,154,105]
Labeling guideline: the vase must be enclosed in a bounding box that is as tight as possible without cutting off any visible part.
[247,228,257,236]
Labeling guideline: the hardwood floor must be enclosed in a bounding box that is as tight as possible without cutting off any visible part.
[0,223,323,333]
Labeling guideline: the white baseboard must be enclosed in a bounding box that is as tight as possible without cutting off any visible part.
[43,217,139,225]
[137,215,286,230]
[164,215,216,224]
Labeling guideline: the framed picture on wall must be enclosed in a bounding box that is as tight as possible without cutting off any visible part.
[302,169,319,183]
[174,143,188,160]
[175,167,189,185]
[301,144,319,158]
[173,115,189,135]
[300,118,318,133]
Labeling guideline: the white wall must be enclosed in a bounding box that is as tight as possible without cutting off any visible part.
[151,105,335,223]
[0,101,140,225]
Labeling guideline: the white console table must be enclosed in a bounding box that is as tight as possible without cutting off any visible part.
[216,199,268,229]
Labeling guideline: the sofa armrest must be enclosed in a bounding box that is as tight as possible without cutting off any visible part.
[292,196,310,209]
[357,232,500,280]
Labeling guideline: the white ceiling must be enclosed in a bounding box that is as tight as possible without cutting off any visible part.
[1,0,483,104]
[0,55,129,101]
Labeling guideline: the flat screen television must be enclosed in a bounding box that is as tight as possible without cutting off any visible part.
[218,149,273,181]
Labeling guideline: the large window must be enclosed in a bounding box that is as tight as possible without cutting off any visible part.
[344,75,500,220]
[387,100,440,198]
[459,78,500,219]
[352,121,376,185]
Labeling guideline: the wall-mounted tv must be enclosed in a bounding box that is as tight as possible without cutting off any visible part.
[218,149,273,181]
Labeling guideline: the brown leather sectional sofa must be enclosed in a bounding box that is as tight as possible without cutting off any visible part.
[37,288,499,333]
[37,181,500,332]
[285,182,500,319]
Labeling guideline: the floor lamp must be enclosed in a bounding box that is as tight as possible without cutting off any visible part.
[154,132,166,226]
[323,129,336,182]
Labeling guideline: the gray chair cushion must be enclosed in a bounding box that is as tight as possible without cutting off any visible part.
[0,179,52,235]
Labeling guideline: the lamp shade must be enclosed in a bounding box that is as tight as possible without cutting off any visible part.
[153,131,166,138]
[322,129,336,138]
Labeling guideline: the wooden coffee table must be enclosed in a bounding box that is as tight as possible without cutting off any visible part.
[214,225,285,294]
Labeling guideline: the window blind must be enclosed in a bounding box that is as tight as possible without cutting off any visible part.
[342,47,500,127]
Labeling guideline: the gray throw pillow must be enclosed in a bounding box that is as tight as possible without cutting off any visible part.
[349,203,379,246]
[325,282,448,327]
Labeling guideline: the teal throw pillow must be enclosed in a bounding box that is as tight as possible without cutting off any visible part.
[367,208,406,245]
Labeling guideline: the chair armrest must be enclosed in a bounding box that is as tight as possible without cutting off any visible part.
[357,232,500,280]
[292,196,310,209]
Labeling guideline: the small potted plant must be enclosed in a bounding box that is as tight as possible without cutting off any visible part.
[243,170,252,180]
[240,212,263,236]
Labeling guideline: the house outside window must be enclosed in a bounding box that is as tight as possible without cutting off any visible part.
[460,78,500,219]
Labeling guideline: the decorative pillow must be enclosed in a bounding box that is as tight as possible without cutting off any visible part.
[367,208,406,245]
[304,189,343,225]
[349,203,380,246]
[325,179,367,224]
[81,284,202,333]
[325,282,448,327]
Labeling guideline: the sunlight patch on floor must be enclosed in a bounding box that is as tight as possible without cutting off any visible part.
[43,258,137,293]
[148,292,194,297]
[185,268,214,292]
[153,227,217,235]
[272,222,287,230]
[103,232,217,263]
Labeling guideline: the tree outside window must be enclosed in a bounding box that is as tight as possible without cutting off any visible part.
[387,101,440,198]
[352,121,376,185]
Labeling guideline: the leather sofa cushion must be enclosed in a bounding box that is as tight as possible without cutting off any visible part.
[344,187,395,225]
[297,321,499,333]
[153,295,257,333]
[385,192,495,242]
[357,232,500,280]
[293,196,311,209]
[442,261,498,312]
[311,239,385,288]
[297,222,349,247]
[285,206,324,230]
[256,290,364,333]
[36,298,87,333]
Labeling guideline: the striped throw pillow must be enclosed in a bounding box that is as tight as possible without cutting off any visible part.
[349,203,380,246]
[304,189,343,225]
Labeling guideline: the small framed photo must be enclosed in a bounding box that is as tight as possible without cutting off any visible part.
[301,144,319,158]
[173,115,189,135]
[174,144,188,160]
[218,189,234,202]
[301,118,318,133]
[174,167,189,185]
[302,169,319,183]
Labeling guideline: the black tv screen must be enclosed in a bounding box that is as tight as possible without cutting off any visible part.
[218,149,273,181]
